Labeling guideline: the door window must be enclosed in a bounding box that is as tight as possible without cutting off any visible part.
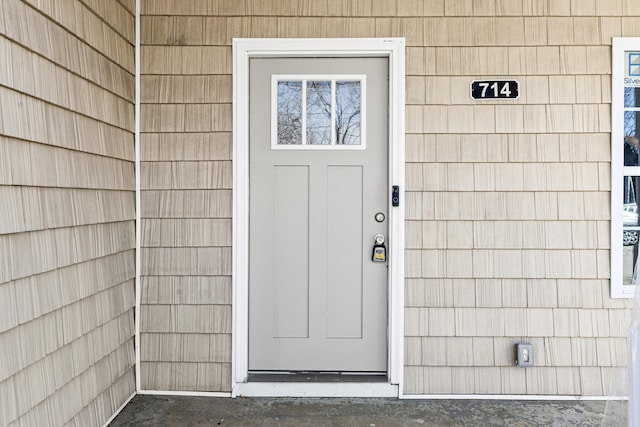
[272,75,365,149]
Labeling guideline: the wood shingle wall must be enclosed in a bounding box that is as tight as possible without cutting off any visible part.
[140,0,639,395]
[0,0,136,424]
[139,2,233,391]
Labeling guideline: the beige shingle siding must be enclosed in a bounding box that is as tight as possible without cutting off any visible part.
[139,0,637,395]
[140,0,233,392]
[0,0,135,425]
[402,2,634,395]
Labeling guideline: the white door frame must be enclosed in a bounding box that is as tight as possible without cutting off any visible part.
[232,38,405,397]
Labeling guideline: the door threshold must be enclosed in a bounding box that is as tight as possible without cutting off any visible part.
[248,371,388,383]
[235,381,399,398]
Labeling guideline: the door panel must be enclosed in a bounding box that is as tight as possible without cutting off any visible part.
[327,166,363,339]
[249,57,389,372]
[273,166,309,338]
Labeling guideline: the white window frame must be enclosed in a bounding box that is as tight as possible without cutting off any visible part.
[611,37,640,298]
[232,38,405,397]
[272,75,366,149]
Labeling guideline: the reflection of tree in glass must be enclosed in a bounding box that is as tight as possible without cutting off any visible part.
[277,81,302,144]
[277,79,361,146]
[306,81,332,145]
[335,82,361,145]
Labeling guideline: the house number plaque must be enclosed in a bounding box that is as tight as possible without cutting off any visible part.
[471,80,520,100]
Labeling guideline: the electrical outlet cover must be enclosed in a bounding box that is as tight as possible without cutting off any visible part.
[516,343,534,368]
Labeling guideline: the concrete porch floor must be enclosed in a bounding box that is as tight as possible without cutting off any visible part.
[110,395,627,426]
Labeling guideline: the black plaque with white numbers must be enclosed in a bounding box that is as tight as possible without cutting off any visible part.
[471,80,519,100]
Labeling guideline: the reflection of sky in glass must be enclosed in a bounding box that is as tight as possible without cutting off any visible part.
[625,111,637,138]
[335,82,361,145]
[306,81,331,145]
[277,81,302,144]
[276,78,363,147]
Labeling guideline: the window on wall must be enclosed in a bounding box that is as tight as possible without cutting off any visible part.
[271,75,365,149]
[612,38,640,298]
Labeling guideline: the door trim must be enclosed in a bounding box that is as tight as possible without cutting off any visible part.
[232,38,405,397]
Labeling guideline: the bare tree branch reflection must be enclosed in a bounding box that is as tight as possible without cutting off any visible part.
[307,81,331,145]
[277,81,302,145]
[335,81,361,145]
[276,79,361,146]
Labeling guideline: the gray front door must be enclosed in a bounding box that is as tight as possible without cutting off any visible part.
[249,57,389,372]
